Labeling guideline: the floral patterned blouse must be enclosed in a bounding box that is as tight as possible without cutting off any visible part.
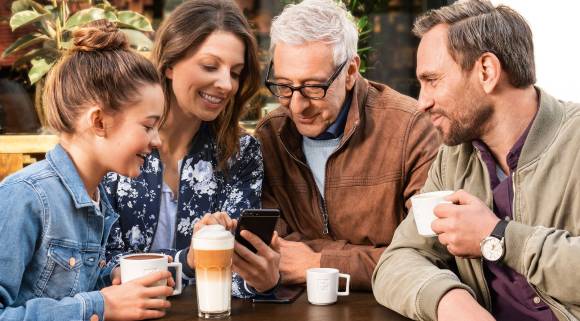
[103,124,263,298]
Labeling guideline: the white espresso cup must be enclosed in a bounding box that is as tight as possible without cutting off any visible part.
[120,253,182,296]
[192,225,234,319]
[306,268,350,305]
[410,190,454,236]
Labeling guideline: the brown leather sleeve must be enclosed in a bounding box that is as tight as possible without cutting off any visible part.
[401,111,441,210]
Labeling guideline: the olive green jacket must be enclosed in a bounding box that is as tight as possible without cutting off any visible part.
[372,89,580,321]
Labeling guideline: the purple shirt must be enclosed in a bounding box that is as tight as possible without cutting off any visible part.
[472,115,557,321]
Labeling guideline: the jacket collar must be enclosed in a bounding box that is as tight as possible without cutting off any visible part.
[47,144,107,210]
[518,87,564,168]
[278,75,369,161]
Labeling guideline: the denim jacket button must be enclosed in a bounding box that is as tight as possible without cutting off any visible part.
[90,314,99,321]
[68,257,76,268]
[99,259,106,268]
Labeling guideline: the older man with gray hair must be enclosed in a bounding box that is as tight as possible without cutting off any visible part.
[255,0,439,290]
[373,0,580,320]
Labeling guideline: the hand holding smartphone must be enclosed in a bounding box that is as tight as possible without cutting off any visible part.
[234,209,280,253]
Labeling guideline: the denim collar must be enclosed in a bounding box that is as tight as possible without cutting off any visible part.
[47,144,113,212]
[311,90,353,140]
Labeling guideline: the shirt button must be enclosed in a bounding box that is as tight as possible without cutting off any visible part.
[533,296,542,304]
[90,314,99,321]
[69,257,76,267]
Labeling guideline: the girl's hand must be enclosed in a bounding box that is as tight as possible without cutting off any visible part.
[101,271,173,320]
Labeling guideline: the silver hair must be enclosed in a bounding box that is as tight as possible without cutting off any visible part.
[270,0,358,66]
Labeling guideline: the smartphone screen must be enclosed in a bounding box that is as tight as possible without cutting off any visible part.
[235,209,280,253]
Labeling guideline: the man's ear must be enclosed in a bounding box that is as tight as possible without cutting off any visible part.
[345,55,360,90]
[478,52,501,94]
[87,106,107,137]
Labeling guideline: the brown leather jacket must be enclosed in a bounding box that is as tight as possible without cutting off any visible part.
[255,77,440,290]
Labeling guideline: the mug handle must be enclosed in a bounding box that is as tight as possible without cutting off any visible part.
[337,273,350,296]
[168,262,182,295]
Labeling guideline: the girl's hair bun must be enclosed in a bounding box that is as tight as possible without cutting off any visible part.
[72,19,128,52]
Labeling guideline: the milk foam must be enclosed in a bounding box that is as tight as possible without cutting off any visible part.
[193,225,234,250]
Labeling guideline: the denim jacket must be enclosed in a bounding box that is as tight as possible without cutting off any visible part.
[0,144,118,321]
[103,124,263,298]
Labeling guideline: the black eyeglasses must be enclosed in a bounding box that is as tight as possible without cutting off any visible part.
[264,60,348,100]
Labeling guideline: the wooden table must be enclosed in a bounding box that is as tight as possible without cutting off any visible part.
[163,286,412,321]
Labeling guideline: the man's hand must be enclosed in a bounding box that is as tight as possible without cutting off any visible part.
[438,289,495,321]
[233,230,281,293]
[278,238,321,284]
[431,190,500,257]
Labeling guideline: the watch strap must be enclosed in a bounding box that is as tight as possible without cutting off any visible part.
[491,219,509,239]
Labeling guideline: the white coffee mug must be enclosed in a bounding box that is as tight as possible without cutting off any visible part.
[306,268,350,305]
[411,190,454,236]
[120,253,182,296]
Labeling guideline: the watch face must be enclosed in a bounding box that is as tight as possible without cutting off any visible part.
[481,237,504,261]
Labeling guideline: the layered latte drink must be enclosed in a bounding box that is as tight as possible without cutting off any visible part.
[192,225,234,319]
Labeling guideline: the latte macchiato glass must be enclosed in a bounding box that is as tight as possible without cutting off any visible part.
[192,225,234,319]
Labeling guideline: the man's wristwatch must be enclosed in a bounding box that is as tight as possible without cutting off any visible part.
[480,219,509,262]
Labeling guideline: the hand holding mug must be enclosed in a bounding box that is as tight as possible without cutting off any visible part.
[101,271,173,321]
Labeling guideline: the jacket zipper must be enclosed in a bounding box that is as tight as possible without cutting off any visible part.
[534,288,572,321]
[319,196,329,235]
[320,120,359,235]
[280,141,329,235]
[279,120,359,236]
[474,150,493,311]
[512,172,570,320]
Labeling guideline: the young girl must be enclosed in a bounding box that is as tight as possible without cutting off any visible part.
[104,0,280,296]
[0,20,173,320]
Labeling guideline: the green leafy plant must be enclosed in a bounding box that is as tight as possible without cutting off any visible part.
[2,0,154,85]
[1,0,154,129]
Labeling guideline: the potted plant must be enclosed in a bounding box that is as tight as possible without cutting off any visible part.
[1,0,154,128]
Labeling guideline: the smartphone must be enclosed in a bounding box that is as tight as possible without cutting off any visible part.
[252,285,305,304]
[235,208,280,253]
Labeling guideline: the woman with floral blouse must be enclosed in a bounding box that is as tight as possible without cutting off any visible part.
[103,0,280,297]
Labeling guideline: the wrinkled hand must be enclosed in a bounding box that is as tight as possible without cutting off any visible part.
[278,238,321,285]
[438,289,496,321]
[101,271,174,320]
[189,212,237,269]
[432,190,500,257]
[233,230,281,293]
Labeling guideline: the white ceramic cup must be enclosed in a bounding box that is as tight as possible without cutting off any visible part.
[306,268,350,305]
[120,253,182,296]
[411,190,454,237]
